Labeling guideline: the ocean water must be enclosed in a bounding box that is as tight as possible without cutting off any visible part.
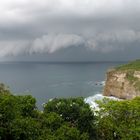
[0,61,125,108]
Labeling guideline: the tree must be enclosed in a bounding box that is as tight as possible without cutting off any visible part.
[10,117,41,140]
[0,94,39,140]
[44,97,96,139]
[15,95,37,117]
[96,97,140,140]
[41,112,64,131]
[0,83,11,95]
[55,124,89,140]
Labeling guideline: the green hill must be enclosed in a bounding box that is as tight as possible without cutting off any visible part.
[116,60,140,71]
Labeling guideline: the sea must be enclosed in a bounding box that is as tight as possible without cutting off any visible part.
[0,61,126,109]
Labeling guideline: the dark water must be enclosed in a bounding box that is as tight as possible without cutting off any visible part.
[0,61,126,108]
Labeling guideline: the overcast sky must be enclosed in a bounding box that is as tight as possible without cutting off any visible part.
[0,0,140,61]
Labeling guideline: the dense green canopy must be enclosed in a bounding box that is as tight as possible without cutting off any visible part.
[0,84,140,140]
[96,97,140,140]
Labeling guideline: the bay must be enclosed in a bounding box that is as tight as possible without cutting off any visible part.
[0,61,126,108]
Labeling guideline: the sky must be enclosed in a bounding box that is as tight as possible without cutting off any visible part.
[0,0,140,61]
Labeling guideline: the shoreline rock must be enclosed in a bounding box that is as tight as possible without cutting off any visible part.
[103,68,140,99]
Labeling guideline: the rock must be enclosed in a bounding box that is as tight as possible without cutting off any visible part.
[103,69,140,99]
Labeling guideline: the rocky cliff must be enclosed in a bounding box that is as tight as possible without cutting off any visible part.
[103,60,140,99]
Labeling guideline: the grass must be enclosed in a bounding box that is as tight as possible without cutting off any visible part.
[125,71,140,91]
[125,71,138,82]
[116,60,140,71]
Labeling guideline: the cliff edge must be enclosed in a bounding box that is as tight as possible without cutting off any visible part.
[103,60,140,99]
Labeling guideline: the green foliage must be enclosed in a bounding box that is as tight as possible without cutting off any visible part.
[55,124,89,140]
[44,98,96,138]
[41,112,64,131]
[0,83,140,140]
[10,117,41,140]
[0,83,11,95]
[0,87,95,140]
[96,97,140,140]
[123,70,140,91]
[116,60,140,71]
[115,60,140,91]
[0,93,38,140]
[16,95,37,117]
[39,124,89,140]
[125,70,137,82]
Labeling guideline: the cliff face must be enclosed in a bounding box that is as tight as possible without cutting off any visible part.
[103,69,140,99]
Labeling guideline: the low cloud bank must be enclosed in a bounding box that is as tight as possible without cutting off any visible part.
[0,30,140,57]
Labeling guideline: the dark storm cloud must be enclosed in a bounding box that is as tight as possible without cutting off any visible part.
[0,0,140,60]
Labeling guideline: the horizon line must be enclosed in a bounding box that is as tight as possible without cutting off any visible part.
[0,60,129,63]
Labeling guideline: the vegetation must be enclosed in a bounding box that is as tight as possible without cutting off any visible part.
[114,60,140,90]
[0,83,11,95]
[0,84,96,140]
[116,59,140,71]
[124,70,140,91]
[0,84,140,140]
[96,97,140,140]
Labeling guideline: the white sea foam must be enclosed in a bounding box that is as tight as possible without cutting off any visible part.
[100,81,105,86]
[84,93,120,111]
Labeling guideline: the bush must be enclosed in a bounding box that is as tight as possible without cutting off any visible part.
[96,97,140,140]
[1,83,140,140]
[44,98,96,139]
[0,89,96,140]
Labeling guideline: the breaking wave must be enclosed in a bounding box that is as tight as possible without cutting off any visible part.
[84,93,120,110]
